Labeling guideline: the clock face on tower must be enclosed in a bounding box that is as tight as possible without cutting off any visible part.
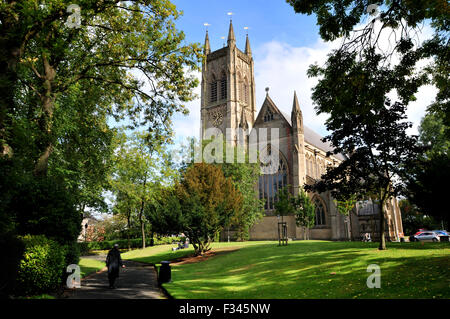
[211,111,223,127]
[208,105,226,128]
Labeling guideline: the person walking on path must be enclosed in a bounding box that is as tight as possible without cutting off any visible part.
[106,244,125,289]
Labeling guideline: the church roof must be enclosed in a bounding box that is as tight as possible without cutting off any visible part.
[268,99,346,161]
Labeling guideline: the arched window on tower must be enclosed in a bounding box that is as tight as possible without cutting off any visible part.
[239,76,244,102]
[259,151,288,210]
[243,77,249,105]
[210,75,217,103]
[314,197,326,226]
[220,72,227,100]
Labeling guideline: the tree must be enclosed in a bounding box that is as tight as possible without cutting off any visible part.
[304,47,423,250]
[287,0,442,249]
[292,189,315,240]
[0,1,201,176]
[219,143,264,241]
[405,112,449,230]
[146,186,185,237]
[418,112,450,156]
[335,194,357,240]
[156,163,243,256]
[405,153,449,230]
[274,186,294,223]
[398,199,440,235]
[109,130,176,249]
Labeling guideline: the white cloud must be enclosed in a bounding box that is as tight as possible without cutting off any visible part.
[171,71,202,143]
[253,39,337,137]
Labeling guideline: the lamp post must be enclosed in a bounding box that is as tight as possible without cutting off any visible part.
[84,222,88,242]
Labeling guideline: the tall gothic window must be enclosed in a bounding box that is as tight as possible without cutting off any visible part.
[210,80,217,102]
[239,78,244,101]
[220,73,227,100]
[243,78,249,104]
[259,154,288,210]
[314,197,326,226]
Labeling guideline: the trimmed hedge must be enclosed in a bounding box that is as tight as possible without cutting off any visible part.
[15,235,66,296]
[78,236,182,252]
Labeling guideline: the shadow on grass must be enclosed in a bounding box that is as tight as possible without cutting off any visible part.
[124,248,196,265]
[163,241,450,299]
[80,265,106,278]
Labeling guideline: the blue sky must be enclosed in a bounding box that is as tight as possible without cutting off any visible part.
[155,1,435,146]
[171,0,320,50]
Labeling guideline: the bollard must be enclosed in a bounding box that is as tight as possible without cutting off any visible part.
[159,261,171,284]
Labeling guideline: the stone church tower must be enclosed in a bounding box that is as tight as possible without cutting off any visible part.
[200,21,256,145]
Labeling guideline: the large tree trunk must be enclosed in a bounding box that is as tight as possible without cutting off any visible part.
[0,22,22,158]
[140,177,148,249]
[379,198,387,250]
[139,203,146,249]
[127,212,131,251]
[33,55,56,177]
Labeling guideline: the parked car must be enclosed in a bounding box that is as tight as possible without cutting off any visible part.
[411,231,440,242]
[414,229,427,236]
[432,230,449,236]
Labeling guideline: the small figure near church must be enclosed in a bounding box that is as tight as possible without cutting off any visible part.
[362,233,372,242]
[106,244,125,289]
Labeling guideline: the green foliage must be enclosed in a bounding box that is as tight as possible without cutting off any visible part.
[11,176,82,246]
[177,163,243,255]
[418,112,450,156]
[1,0,201,176]
[150,163,243,255]
[292,189,316,236]
[146,187,185,236]
[405,111,450,229]
[15,235,66,296]
[219,142,264,241]
[335,194,357,217]
[0,234,25,298]
[288,0,449,251]
[399,199,441,235]
[405,152,450,229]
[109,130,178,249]
[179,138,265,241]
[274,187,294,221]
[77,237,182,252]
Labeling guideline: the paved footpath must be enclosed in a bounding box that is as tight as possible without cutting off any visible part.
[66,256,166,299]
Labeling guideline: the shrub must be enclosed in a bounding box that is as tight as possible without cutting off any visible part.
[15,235,66,296]
[0,234,25,298]
[77,242,90,255]
[12,176,82,246]
[77,236,182,252]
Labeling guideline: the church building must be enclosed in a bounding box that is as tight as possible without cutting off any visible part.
[200,21,404,241]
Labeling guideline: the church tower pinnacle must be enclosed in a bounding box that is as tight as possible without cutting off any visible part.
[204,30,210,55]
[291,90,303,132]
[245,34,252,57]
[291,90,306,194]
[227,20,236,46]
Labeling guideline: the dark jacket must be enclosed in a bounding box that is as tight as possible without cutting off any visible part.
[106,248,123,278]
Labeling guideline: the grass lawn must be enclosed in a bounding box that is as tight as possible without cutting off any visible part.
[78,258,106,278]
[124,240,449,299]
[121,242,264,265]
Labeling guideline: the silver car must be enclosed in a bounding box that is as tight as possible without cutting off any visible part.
[413,231,440,242]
